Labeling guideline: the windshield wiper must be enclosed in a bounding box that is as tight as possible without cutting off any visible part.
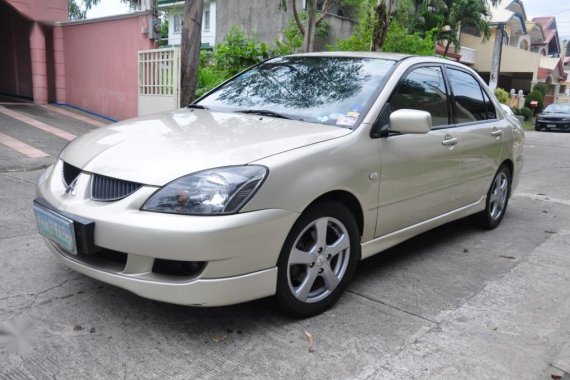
[236,109,292,120]
[188,104,208,110]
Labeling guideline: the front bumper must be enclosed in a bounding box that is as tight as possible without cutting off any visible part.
[36,161,299,306]
[45,239,277,306]
[536,120,570,131]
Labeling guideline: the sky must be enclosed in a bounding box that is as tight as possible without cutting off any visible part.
[85,0,570,41]
[522,0,570,41]
[85,0,130,19]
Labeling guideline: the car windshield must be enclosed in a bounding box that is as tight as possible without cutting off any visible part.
[197,56,396,128]
[543,104,570,114]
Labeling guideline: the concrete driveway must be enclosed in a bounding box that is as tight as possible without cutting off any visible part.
[1,108,570,379]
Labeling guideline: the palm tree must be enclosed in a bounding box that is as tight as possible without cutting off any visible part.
[438,0,493,57]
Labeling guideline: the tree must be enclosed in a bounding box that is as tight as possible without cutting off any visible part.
[438,0,491,56]
[279,0,359,52]
[382,21,435,55]
[68,0,100,20]
[180,0,204,106]
[370,0,395,51]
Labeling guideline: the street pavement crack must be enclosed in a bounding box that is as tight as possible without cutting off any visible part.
[0,172,37,185]
[522,165,570,175]
[0,232,38,240]
[346,290,438,324]
[551,364,570,375]
[0,276,83,313]
[514,192,570,207]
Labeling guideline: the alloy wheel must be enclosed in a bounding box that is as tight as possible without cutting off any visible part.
[489,171,509,220]
[286,216,350,304]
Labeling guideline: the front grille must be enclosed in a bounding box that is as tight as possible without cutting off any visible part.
[91,174,142,201]
[62,162,81,186]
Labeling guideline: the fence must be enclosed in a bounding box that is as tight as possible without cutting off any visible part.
[138,47,180,116]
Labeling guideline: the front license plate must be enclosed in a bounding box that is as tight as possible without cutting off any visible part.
[33,204,76,254]
[547,124,556,128]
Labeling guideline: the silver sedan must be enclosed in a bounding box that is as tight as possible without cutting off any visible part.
[34,53,524,317]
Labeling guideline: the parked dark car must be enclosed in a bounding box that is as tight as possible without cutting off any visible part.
[535,104,570,131]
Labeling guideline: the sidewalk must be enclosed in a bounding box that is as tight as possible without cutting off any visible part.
[0,100,110,172]
[356,230,570,379]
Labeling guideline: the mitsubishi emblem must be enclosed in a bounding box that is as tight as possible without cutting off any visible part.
[65,177,78,196]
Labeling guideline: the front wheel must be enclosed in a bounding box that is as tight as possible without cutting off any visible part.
[276,201,360,317]
[470,164,511,230]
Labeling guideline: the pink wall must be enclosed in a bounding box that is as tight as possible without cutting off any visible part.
[5,0,67,22]
[61,13,155,120]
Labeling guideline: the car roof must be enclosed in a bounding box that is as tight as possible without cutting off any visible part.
[286,52,469,67]
[287,51,412,61]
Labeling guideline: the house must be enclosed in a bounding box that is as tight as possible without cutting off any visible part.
[458,0,566,105]
[531,17,560,57]
[0,0,67,104]
[158,0,356,50]
[160,0,216,47]
[1,0,157,119]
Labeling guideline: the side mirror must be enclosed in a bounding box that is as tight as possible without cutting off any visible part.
[389,109,432,134]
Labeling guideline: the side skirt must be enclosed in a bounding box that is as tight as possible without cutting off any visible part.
[361,196,486,260]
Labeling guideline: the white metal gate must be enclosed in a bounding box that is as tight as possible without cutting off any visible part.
[137,47,180,116]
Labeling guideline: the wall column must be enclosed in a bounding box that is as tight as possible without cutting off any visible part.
[53,24,66,103]
[30,22,48,104]
[554,83,561,103]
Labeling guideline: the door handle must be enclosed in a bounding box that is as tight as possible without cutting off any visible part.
[442,136,458,146]
[491,128,503,137]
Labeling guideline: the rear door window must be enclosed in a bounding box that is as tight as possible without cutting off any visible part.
[447,68,490,123]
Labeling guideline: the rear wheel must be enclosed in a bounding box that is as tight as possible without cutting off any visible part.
[276,201,359,317]
[470,164,511,230]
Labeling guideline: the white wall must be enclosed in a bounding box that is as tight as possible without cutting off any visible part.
[164,1,216,47]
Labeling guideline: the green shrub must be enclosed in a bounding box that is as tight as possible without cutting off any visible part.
[331,6,373,52]
[332,19,435,56]
[511,107,520,115]
[533,82,549,98]
[213,26,273,76]
[520,107,532,121]
[525,90,544,113]
[382,22,436,56]
[494,88,509,104]
[273,17,304,55]
[195,66,228,99]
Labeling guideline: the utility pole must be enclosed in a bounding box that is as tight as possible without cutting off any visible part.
[489,23,504,90]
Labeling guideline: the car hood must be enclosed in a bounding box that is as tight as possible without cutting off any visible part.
[540,112,570,119]
[61,109,351,186]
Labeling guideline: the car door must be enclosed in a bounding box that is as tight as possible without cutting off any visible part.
[445,67,506,206]
[374,65,464,237]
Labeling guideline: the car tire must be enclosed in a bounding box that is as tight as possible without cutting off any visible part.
[470,164,511,230]
[276,201,360,318]
[535,125,542,131]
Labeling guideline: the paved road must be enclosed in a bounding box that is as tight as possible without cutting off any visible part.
[1,109,569,379]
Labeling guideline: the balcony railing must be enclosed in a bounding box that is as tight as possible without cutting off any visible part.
[459,46,477,64]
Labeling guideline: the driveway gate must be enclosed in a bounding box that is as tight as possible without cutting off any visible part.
[137,47,180,116]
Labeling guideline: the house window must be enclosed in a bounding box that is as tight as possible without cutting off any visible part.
[173,14,183,34]
[302,0,325,11]
[204,9,210,31]
[502,30,509,45]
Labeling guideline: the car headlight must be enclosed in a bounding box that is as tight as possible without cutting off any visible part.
[141,166,268,215]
